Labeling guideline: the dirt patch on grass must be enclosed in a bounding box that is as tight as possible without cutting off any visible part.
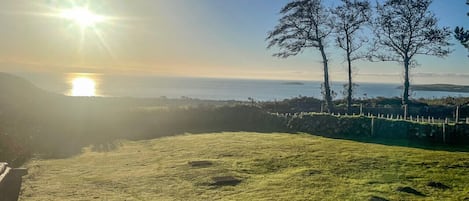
[188,161,213,167]
[427,181,450,189]
[396,186,425,196]
[369,196,389,201]
[211,176,241,186]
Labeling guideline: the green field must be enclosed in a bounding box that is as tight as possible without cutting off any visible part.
[20,132,469,201]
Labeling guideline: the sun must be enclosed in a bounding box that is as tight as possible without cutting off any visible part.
[60,7,105,28]
[71,77,96,96]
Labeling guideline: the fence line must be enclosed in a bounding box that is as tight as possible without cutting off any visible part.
[314,103,468,124]
[277,111,468,125]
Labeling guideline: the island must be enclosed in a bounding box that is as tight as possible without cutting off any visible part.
[282,82,305,85]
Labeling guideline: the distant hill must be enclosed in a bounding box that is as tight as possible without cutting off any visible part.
[0,72,61,111]
[0,72,47,96]
[397,84,469,93]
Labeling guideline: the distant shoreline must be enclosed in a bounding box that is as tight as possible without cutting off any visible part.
[397,84,469,93]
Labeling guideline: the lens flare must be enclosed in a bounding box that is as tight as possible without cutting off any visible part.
[60,7,105,27]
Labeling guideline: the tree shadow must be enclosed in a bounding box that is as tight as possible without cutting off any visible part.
[320,134,469,153]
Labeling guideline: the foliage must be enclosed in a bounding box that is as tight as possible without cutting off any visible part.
[372,0,452,63]
[455,27,469,56]
[420,97,469,106]
[0,132,31,167]
[266,0,332,58]
[332,0,371,58]
[454,1,469,56]
[260,96,323,113]
[286,113,469,145]
[372,0,452,106]
[332,0,371,112]
[267,0,334,112]
[0,102,288,164]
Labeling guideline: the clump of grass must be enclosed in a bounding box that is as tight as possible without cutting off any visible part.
[20,132,469,200]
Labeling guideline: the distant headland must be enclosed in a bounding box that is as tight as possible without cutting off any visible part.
[397,84,469,93]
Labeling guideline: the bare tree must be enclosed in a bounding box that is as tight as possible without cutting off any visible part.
[267,0,334,112]
[372,0,452,117]
[454,0,469,56]
[332,0,371,113]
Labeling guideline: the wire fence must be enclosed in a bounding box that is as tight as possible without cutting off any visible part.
[320,104,469,125]
[327,112,469,125]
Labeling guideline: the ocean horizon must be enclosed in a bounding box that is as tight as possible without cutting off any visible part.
[14,72,469,101]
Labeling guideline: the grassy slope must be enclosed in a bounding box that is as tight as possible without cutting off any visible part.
[20,132,469,201]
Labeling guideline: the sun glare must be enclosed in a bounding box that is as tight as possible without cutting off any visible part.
[60,7,105,27]
[71,77,96,96]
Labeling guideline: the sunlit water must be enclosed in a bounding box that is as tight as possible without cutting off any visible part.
[19,73,469,101]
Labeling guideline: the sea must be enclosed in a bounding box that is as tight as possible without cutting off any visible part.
[18,73,469,101]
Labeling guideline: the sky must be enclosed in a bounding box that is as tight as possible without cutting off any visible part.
[0,0,468,84]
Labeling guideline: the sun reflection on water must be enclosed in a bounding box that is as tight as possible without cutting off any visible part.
[68,74,99,96]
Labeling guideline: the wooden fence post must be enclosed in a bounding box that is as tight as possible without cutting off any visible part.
[455,105,460,123]
[403,104,408,120]
[371,116,375,137]
[442,122,446,144]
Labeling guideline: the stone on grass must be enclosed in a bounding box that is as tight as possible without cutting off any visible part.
[396,186,425,196]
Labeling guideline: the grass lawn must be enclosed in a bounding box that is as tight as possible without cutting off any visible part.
[20,132,469,201]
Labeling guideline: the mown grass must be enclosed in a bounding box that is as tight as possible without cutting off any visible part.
[20,132,469,201]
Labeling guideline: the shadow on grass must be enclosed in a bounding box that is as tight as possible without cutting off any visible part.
[51,129,469,161]
[315,134,469,153]
[134,128,469,153]
[38,128,294,161]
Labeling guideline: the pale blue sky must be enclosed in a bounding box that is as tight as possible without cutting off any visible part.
[0,0,468,84]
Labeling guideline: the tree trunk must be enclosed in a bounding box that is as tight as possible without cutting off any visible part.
[319,41,334,113]
[346,46,353,113]
[402,57,410,117]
